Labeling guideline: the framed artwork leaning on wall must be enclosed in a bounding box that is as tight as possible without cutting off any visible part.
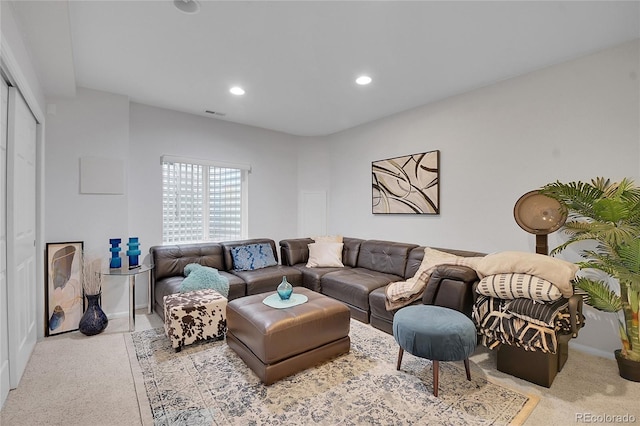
[45,241,84,336]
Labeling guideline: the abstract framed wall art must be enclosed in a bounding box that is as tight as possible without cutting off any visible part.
[372,150,440,214]
[45,241,84,336]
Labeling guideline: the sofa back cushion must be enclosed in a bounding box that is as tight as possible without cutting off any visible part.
[221,239,279,272]
[404,246,486,279]
[279,238,314,266]
[150,243,225,282]
[356,240,418,276]
[342,237,364,267]
[279,237,364,267]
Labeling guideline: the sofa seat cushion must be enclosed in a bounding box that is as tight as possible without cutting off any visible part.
[155,276,184,313]
[231,265,303,295]
[369,286,396,323]
[292,264,351,293]
[321,268,402,311]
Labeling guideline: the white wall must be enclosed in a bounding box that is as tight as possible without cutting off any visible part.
[0,2,46,117]
[43,40,639,357]
[300,40,640,357]
[45,96,302,321]
[45,88,131,319]
[128,103,301,251]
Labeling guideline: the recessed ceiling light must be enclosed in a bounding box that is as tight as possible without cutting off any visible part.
[230,86,245,96]
[356,75,372,85]
[173,0,200,15]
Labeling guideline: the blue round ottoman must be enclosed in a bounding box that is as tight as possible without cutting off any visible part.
[393,305,477,396]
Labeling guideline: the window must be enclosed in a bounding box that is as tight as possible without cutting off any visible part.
[162,156,249,243]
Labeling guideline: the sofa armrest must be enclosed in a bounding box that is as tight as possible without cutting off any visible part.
[422,265,479,317]
[567,294,584,338]
[279,238,314,266]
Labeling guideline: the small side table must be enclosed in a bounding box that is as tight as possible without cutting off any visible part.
[101,263,154,332]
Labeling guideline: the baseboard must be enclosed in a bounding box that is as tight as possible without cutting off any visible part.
[105,303,149,321]
[570,342,615,360]
[1,357,10,410]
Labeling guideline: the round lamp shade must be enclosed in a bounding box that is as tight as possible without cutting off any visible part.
[514,190,567,235]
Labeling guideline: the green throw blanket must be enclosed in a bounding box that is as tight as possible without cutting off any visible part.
[180,263,230,298]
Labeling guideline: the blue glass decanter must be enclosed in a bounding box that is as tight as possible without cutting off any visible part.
[277,276,293,300]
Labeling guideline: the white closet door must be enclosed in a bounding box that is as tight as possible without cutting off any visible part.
[6,86,37,389]
[0,77,10,404]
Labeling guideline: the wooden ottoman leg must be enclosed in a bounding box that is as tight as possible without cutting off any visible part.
[464,358,471,381]
[432,360,439,397]
[396,347,404,370]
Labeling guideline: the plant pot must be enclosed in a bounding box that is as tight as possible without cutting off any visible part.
[615,349,640,382]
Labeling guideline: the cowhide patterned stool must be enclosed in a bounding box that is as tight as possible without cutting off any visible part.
[163,289,228,352]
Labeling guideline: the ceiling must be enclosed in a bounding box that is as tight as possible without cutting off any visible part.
[10,1,640,136]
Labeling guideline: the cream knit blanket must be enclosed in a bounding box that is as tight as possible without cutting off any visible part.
[385,249,579,311]
[384,248,483,311]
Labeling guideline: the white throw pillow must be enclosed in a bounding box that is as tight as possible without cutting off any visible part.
[306,242,344,268]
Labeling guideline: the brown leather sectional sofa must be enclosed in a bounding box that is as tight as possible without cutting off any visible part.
[150,237,484,334]
[150,238,303,319]
[280,238,484,334]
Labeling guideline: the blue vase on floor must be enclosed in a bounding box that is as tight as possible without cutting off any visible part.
[79,293,108,336]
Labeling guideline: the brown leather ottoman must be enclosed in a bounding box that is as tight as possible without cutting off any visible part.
[226,287,350,385]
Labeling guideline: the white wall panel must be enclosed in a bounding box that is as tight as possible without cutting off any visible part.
[44,88,130,319]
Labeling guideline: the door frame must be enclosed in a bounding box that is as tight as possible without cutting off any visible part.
[1,35,46,339]
[7,86,38,388]
[1,34,47,401]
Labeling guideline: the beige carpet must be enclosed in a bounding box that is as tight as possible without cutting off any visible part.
[127,319,537,425]
[2,312,640,425]
[0,317,153,426]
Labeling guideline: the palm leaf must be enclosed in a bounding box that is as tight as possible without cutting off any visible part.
[592,198,630,222]
[573,277,622,312]
[618,241,640,273]
[541,181,602,217]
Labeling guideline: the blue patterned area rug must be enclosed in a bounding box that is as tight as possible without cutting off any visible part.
[127,319,537,425]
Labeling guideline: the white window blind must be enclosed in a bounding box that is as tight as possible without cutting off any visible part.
[162,156,248,243]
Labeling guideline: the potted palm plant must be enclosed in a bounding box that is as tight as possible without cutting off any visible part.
[540,177,640,381]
